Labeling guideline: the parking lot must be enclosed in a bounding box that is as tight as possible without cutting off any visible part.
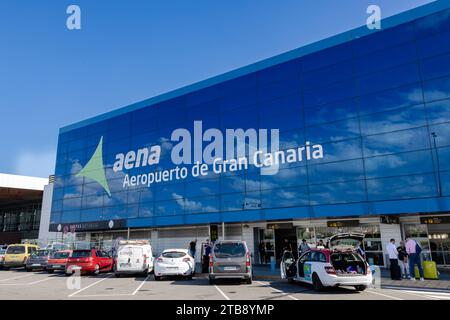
[1,269,450,300]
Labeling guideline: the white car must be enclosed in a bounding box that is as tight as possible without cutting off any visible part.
[281,233,372,291]
[154,249,195,280]
[114,240,154,277]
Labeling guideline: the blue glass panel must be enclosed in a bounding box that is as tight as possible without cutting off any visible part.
[423,75,450,102]
[441,171,450,196]
[415,8,450,39]
[417,29,450,59]
[358,63,420,95]
[309,181,366,205]
[155,182,185,201]
[363,126,430,157]
[304,98,359,126]
[261,186,308,208]
[51,200,63,212]
[103,191,127,207]
[221,105,259,129]
[131,106,159,135]
[353,23,414,56]
[355,41,417,77]
[303,79,357,107]
[62,197,81,211]
[221,175,245,193]
[60,210,81,223]
[258,59,302,85]
[308,159,364,184]
[315,139,362,164]
[260,166,308,188]
[301,42,353,72]
[360,104,427,135]
[429,122,450,148]
[279,129,305,150]
[155,199,183,216]
[306,118,360,144]
[139,202,154,217]
[436,146,450,171]
[103,205,127,220]
[86,120,108,136]
[80,208,103,222]
[138,188,154,203]
[184,196,220,214]
[221,193,245,212]
[186,84,220,106]
[364,150,434,179]
[302,60,354,89]
[359,83,423,115]
[367,174,437,201]
[81,194,103,209]
[220,88,257,111]
[426,99,450,125]
[421,52,450,80]
[127,204,139,218]
[185,178,220,198]
[258,78,301,102]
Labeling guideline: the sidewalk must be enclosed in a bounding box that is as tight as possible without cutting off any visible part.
[251,264,450,291]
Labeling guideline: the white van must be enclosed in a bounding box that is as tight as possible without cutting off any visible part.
[114,240,154,277]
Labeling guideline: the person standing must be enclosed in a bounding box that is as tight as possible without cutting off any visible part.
[258,241,266,264]
[298,239,310,256]
[386,239,401,280]
[202,240,212,273]
[397,241,410,279]
[189,239,197,259]
[405,237,424,281]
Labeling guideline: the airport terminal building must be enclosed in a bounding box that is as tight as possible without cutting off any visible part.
[50,2,450,267]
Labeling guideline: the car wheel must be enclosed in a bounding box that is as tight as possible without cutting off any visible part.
[355,285,366,292]
[26,267,32,272]
[287,277,294,284]
[154,275,161,281]
[114,273,121,278]
[47,269,54,274]
[312,273,324,291]
[246,277,252,285]
[93,264,100,276]
[209,277,215,285]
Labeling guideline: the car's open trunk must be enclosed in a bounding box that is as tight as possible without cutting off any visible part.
[330,251,366,276]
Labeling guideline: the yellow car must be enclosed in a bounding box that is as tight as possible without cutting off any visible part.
[3,244,39,269]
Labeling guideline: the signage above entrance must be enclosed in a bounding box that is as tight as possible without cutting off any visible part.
[420,216,450,224]
[327,220,360,228]
[49,219,127,232]
[267,223,294,230]
[380,216,400,224]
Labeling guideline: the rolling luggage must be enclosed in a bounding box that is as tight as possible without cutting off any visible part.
[415,261,439,280]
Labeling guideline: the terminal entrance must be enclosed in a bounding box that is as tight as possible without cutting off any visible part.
[274,227,297,263]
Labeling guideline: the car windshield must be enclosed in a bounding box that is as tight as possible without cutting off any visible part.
[162,251,186,259]
[51,251,70,259]
[32,250,49,258]
[6,246,25,254]
[213,242,246,258]
[71,250,92,258]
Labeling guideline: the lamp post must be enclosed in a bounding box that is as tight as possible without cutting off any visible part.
[431,132,443,197]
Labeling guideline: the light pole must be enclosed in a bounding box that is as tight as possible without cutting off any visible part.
[431,132,443,197]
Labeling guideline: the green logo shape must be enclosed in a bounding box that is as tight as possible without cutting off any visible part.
[76,136,111,196]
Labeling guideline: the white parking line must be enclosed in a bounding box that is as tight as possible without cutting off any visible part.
[213,285,231,300]
[255,281,298,300]
[366,289,403,300]
[0,274,35,282]
[28,277,56,285]
[68,275,113,298]
[132,275,150,295]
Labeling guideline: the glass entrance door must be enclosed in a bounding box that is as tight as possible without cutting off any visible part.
[427,224,450,266]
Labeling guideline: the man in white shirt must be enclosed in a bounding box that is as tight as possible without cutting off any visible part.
[386,239,401,280]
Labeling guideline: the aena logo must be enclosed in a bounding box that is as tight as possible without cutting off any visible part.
[76,136,111,196]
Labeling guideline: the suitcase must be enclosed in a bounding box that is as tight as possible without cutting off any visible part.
[415,261,439,280]
[390,261,401,280]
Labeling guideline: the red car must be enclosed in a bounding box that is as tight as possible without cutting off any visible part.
[66,249,113,276]
[46,250,72,273]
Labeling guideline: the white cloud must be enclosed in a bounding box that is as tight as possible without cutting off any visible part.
[15,149,56,178]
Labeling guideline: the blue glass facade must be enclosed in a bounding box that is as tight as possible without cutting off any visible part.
[51,3,450,231]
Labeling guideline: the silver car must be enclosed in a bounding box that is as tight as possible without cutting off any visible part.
[208,240,252,285]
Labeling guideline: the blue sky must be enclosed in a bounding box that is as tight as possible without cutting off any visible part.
[0,0,433,178]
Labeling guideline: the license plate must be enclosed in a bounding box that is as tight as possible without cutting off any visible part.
[32,264,41,267]
[224,266,237,271]
[166,266,178,269]
[53,265,61,268]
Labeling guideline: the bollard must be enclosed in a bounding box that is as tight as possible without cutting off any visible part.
[270,256,276,272]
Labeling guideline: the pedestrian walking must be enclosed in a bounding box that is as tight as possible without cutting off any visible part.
[397,241,410,279]
[386,238,401,280]
[405,237,424,281]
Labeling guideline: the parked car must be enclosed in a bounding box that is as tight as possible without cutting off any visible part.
[208,240,252,285]
[46,250,73,273]
[65,249,113,276]
[3,244,39,269]
[26,249,53,271]
[280,233,372,291]
[114,240,154,277]
[154,249,195,280]
[0,248,6,268]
